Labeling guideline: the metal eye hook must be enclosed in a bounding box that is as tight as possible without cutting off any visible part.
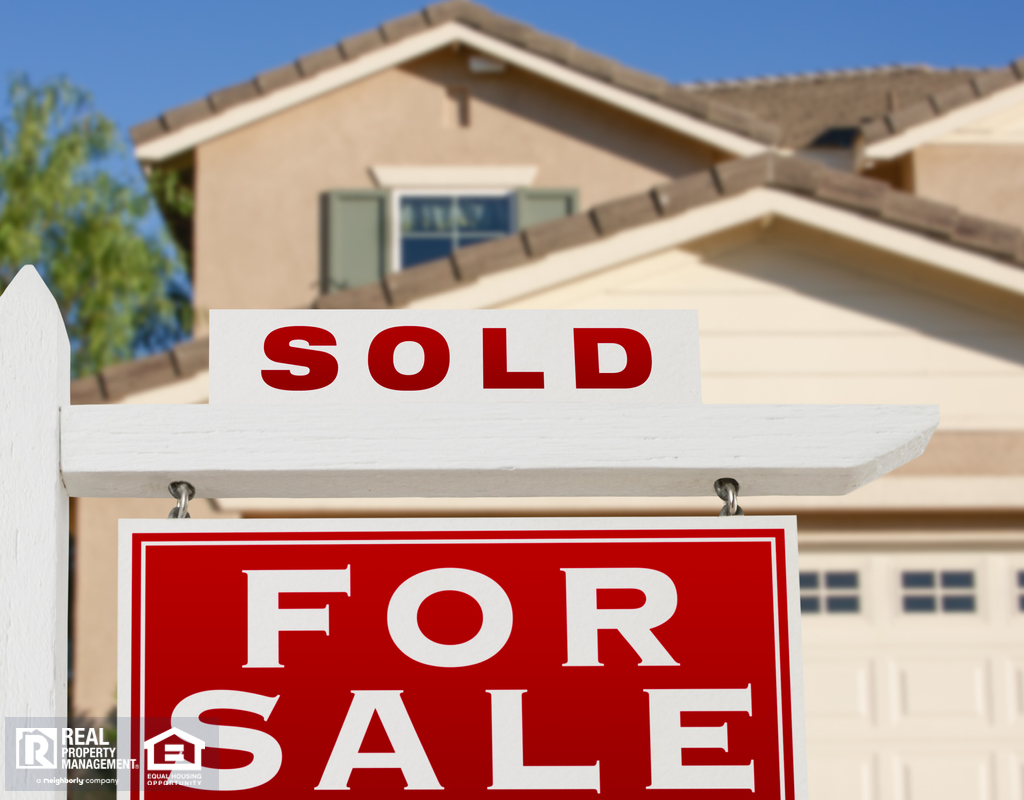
[167,481,195,519]
[714,478,744,517]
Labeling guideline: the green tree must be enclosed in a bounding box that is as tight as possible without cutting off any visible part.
[0,75,183,376]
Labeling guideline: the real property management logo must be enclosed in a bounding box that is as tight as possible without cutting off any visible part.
[16,728,58,769]
[13,724,131,771]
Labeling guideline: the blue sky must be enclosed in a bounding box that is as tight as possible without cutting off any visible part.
[2,0,1022,145]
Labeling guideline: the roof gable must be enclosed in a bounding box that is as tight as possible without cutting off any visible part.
[131,1,777,162]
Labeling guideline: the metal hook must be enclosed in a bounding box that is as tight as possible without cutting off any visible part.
[167,481,195,519]
[714,478,744,517]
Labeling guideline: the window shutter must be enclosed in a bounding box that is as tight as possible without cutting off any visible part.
[321,190,390,293]
[514,188,578,230]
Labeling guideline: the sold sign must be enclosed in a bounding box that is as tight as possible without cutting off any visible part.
[119,517,806,798]
[209,311,700,404]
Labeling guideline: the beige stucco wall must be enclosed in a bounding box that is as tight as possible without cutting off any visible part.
[192,48,717,334]
[912,144,1024,231]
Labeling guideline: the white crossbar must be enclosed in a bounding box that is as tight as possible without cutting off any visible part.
[60,402,938,499]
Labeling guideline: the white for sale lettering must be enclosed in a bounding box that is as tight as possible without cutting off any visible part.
[646,687,755,790]
[243,568,351,668]
[178,566,755,791]
[562,567,680,666]
[317,691,442,790]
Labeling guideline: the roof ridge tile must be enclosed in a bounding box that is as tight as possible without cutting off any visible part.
[858,55,1024,145]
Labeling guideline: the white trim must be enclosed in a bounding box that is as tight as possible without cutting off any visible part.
[60,401,938,499]
[206,475,1024,516]
[865,81,1024,160]
[134,23,766,162]
[407,188,1024,310]
[371,165,537,187]
[391,187,516,272]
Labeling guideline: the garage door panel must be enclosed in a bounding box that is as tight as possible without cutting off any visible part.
[1005,658,1024,728]
[894,753,994,800]
[890,657,992,728]
[807,752,876,800]
[805,657,876,737]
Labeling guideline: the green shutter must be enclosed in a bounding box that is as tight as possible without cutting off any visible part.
[322,189,390,292]
[514,188,578,229]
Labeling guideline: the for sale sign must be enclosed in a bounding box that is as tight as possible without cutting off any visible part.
[119,517,806,798]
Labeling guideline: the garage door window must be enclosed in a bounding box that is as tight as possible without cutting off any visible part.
[800,571,860,613]
[901,570,975,613]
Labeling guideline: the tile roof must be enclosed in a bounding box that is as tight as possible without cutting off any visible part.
[314,153,1024,309]
[129,0,779,152]
[75,153,1024,404]
[690,58,1024,149]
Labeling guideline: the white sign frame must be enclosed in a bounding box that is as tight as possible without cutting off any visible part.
[0,267,936,798]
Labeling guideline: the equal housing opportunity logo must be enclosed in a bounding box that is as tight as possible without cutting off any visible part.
[144,726,207,787]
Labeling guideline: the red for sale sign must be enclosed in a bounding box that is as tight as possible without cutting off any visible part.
[118,517,806,798]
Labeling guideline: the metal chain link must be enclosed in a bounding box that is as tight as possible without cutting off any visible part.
[714,478,744,517]
[167,481,195,519]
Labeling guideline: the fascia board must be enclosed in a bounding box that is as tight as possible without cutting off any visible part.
[865,81,1024,160]
[408,188,1024,310]
[135,23,766,163]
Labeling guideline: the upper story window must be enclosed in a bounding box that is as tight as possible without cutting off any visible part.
[398,192,515,270]
[799,570,860,614]
[901,570,975,613]
[322,185,576,295]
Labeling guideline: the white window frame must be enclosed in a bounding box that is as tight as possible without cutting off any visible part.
[391,187,517,273]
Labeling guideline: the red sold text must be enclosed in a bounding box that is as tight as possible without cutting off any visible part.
[260,326,654,392]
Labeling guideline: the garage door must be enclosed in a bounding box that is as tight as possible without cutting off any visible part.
[800,545,1024,800]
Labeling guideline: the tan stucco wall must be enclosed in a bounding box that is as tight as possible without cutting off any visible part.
[913,144,1024,231]
[72,496,238,717]
[192,48,717,334]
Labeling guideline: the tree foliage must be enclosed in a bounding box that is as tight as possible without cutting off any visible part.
[0,75,183,376]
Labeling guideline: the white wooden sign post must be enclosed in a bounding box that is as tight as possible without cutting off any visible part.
[0,265,939,798]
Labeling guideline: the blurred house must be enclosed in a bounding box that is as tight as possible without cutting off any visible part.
[70,3,1024,797]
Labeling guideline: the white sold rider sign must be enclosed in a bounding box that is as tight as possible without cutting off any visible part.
[118,516,807,798]
[208,310,701,404]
